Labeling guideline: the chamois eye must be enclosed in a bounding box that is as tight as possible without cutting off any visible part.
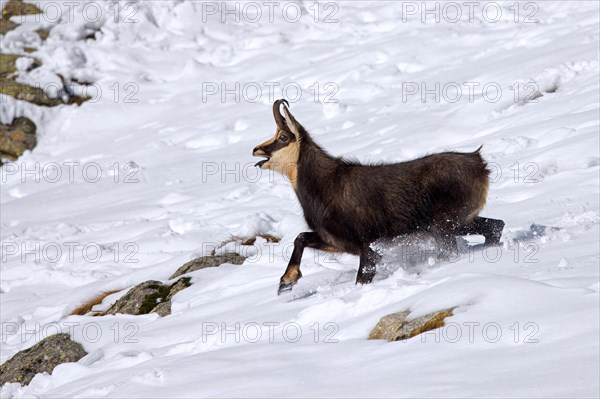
[279,134,289,142]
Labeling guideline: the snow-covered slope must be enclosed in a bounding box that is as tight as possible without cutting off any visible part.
[1,1,599,397]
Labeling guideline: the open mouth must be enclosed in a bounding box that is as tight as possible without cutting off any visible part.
[255,157,269,168]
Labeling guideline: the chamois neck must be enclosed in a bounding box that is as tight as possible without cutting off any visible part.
[297,135,338,189]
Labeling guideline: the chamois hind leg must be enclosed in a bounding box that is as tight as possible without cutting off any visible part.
[278,232,339,295]
[458,216,505,246]
[431,224,459,261]
[356,245,381,285]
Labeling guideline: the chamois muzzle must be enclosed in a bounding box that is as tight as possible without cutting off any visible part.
[252,146,270,168]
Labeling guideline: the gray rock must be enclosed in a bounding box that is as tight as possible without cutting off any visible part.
[368,308,454,341]
[102,278,191,316]
[0,333,87,386]
[150,277,191,317]
[169,253,246,279]
[102,280,166,316]
[149,301,172,317]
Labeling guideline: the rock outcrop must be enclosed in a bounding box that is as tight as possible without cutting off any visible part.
[169,253,246,279]
[0,333,87,386]
[102,278,191,317]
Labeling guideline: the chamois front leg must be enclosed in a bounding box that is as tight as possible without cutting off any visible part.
[356,245,381,285]
[278,232,339,295]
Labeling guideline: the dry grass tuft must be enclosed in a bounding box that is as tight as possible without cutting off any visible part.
[70,289,122,316]
[211,234,281,255]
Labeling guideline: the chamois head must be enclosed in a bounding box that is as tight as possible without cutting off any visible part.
[252,99,304,186]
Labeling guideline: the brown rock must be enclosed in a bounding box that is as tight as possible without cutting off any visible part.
[2,0,43,19]
[0,0,43,35]
[0,116,36,161]
[0,19,18,35]
[0,54,89,108]
[368,308,454,341]
[35,28,49,41]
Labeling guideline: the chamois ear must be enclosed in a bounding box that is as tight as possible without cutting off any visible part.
[282,104,302,139]
[272,99,289,131]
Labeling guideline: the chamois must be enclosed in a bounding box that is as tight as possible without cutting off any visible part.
[253,100,505,294]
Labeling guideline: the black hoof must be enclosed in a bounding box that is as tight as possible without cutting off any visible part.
[355,274,374,285]
[278,281,294,295]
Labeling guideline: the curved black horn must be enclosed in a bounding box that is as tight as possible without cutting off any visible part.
[273,99,290,129]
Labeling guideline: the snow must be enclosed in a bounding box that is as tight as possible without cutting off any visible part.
[1,0,599,397]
